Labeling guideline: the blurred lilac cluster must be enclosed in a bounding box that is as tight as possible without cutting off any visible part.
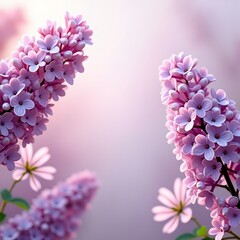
[0,12,92,171]
[160,52,240,238]
[0,170,98,240]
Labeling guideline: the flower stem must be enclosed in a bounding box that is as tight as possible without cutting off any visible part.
[228,231,240,240]
[216,157,239,198]
[222,238,237,240]
[0,173,26,214]
[191,216,201,228]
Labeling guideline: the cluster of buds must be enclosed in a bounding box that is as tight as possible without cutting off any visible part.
[159,52,240,238]
[0,12,92,170]
[0,170,98,240]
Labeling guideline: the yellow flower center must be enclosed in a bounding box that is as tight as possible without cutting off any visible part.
[171,201,184,215]
[25,161,38,174]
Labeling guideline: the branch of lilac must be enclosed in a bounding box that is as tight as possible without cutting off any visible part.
[0,12,92,172]
[0,12,93,232]
[153,52,240,240]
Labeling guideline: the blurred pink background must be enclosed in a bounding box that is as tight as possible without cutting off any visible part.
[1,0,240,239]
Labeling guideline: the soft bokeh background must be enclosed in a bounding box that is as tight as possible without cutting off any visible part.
[0,0,240,239]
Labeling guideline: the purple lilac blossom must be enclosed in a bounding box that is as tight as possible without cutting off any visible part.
[204,108,226,127]
[159,52,240,239]
[0,170,98,240]
[187,92,212,118]
[206,124,233,147]
[202,159,221,181]
[191,134,215,161]
[0,12,92,170]
[174,107,196,131]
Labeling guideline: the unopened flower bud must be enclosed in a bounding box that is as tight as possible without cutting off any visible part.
[185,71,194,81]
[169,90,179,99]
[2,94,8,101]
[2,102,10,110]
[57,26,62,33]
[60,38,68,45]
[44,55,52,63]
[197,89,204,95]
[222,207,229,216]
[69,39,77,47]
[227,196,239,207]
[12,58,23,69]
[196,181,205,190]
[218,197,226,207]
[225,110,234,120]
[199,78,208,87]
[170,102,180,111]
[32,81,40,90]
[178,83,187,93]
[2,137,10,146]
[69,20,76,28]
[223,223,230,232]
[75,42,85,51]
[188,92,195,99]
[63,51,73,58]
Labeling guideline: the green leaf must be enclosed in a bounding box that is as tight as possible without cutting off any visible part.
[196,226,208,237]
[176,233,196,240]
[202,238,214,240]
[10,198,30,210]
[1,189,12,202]
[0,212,6,223]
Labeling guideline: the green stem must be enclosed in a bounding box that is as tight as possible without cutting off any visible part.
[0,172,26,214]
[191,216,201,228]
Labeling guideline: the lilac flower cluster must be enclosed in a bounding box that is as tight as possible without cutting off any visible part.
[0,170,98,240]
[0,12,92,171]
[159,52,240,238]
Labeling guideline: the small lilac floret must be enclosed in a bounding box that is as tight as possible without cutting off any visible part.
[159,60,173,80]
[10,91,35,117]
[206,124,233,147]
[0,145,21,171]
[209,218,225,240]
[192,134,215,161]
[227,120,240,137]
[37,34,60,54]
[1,78,25,97]
[203,159,221,181]
[225,208,240,227]
[198,190,215,208]
[0,113,14,136]
[22,50,46,72]
[215,144,239,164]
[211,88,229,106]
[187,93,212,118]
[171,55,197,77]
[204,109,226,127]
[182,133,195,154]
[44,60,63,82]
[174,107,196,131]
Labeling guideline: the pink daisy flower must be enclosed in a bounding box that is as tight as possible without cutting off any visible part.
[152,178,192,234]
[12,144,56,191]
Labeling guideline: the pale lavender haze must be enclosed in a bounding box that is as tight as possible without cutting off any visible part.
[0,0,240,239]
